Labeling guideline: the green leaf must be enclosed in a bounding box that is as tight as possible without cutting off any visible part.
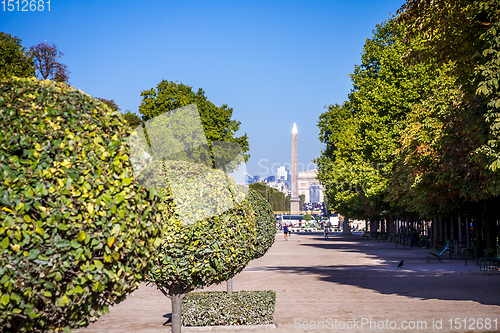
[0,275,9,284]
[26,307,37,319]
[56,239,71,248]
[1,237,9,249]
[35,226,44,235]
[10,293,20,304]
[55,295,69,307]
[94,259,103,270]
[29,248,40,260]
[76,230,86,242]
[1,294,10,306]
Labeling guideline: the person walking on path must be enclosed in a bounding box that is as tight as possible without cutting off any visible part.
[324,226,329,239]
[283,224,289,241]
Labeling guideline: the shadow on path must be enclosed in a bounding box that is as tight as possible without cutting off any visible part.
[250,236,500,306]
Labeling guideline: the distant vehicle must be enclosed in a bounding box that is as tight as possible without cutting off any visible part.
[281,214,304,227]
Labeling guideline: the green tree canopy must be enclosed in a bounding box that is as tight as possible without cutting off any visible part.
[139,80,250,165]
[316,18,439,219]
[0,32,35,79]
[121,111,143,129]
[398,0,500,190]
[316,3,500,250]
[249,182,290,211]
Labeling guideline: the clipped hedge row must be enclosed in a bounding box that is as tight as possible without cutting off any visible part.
[182,290,276,326]
[0,77,164,332]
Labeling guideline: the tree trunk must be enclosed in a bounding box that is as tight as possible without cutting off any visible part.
[466,216,470,249]
[433,217,438,247]
[445,217,449,241]
[227,278,233,294]
[171,293,185,333]
[450,216,455,241]
[167,287,190,333]
[342,215,352,235]
[475,216,483,252]
[483,200,498,250]
[458,215,462,244]
[439,217,444,243]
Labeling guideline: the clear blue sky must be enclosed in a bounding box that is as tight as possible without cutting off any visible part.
[1,0,404,178]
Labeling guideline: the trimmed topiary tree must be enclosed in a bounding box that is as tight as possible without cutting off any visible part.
[0,77,165,332]
[148,160,276,333]
[303,214,312,221]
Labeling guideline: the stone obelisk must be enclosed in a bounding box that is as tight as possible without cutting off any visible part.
[290,123,300,214]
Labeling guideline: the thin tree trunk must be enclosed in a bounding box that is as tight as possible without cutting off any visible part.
[466,216,470,249]
[168,287,190,333]
[171,293,184,333]
[445,217,449,241]
[433,217,438,247]
[439,217,444,243]
[458,214,462,244]
[227,278,233,294]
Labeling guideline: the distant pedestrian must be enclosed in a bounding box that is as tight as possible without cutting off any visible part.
[324,226,329,239]
[283,225,288,241]
[411,230,420,246]
[288,224,291,236]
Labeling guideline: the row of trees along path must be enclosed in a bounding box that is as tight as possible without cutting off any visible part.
[316,0,500,254]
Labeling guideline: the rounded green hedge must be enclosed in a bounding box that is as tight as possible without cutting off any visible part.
[246,190,276,260]
[149,160,276,294]
[0,77,164,332]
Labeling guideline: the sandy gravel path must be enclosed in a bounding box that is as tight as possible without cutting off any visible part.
[76,233,500,333]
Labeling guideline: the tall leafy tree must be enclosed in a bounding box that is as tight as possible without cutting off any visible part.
[0,32,35,79]
[139,80,250,164]
[121,111,143,128]
[316,18,438,220]
[28,42,70,83]
[388,68,473,218]
[249,182,290,211]
[397,0,500,190]
[395,0,500,248]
